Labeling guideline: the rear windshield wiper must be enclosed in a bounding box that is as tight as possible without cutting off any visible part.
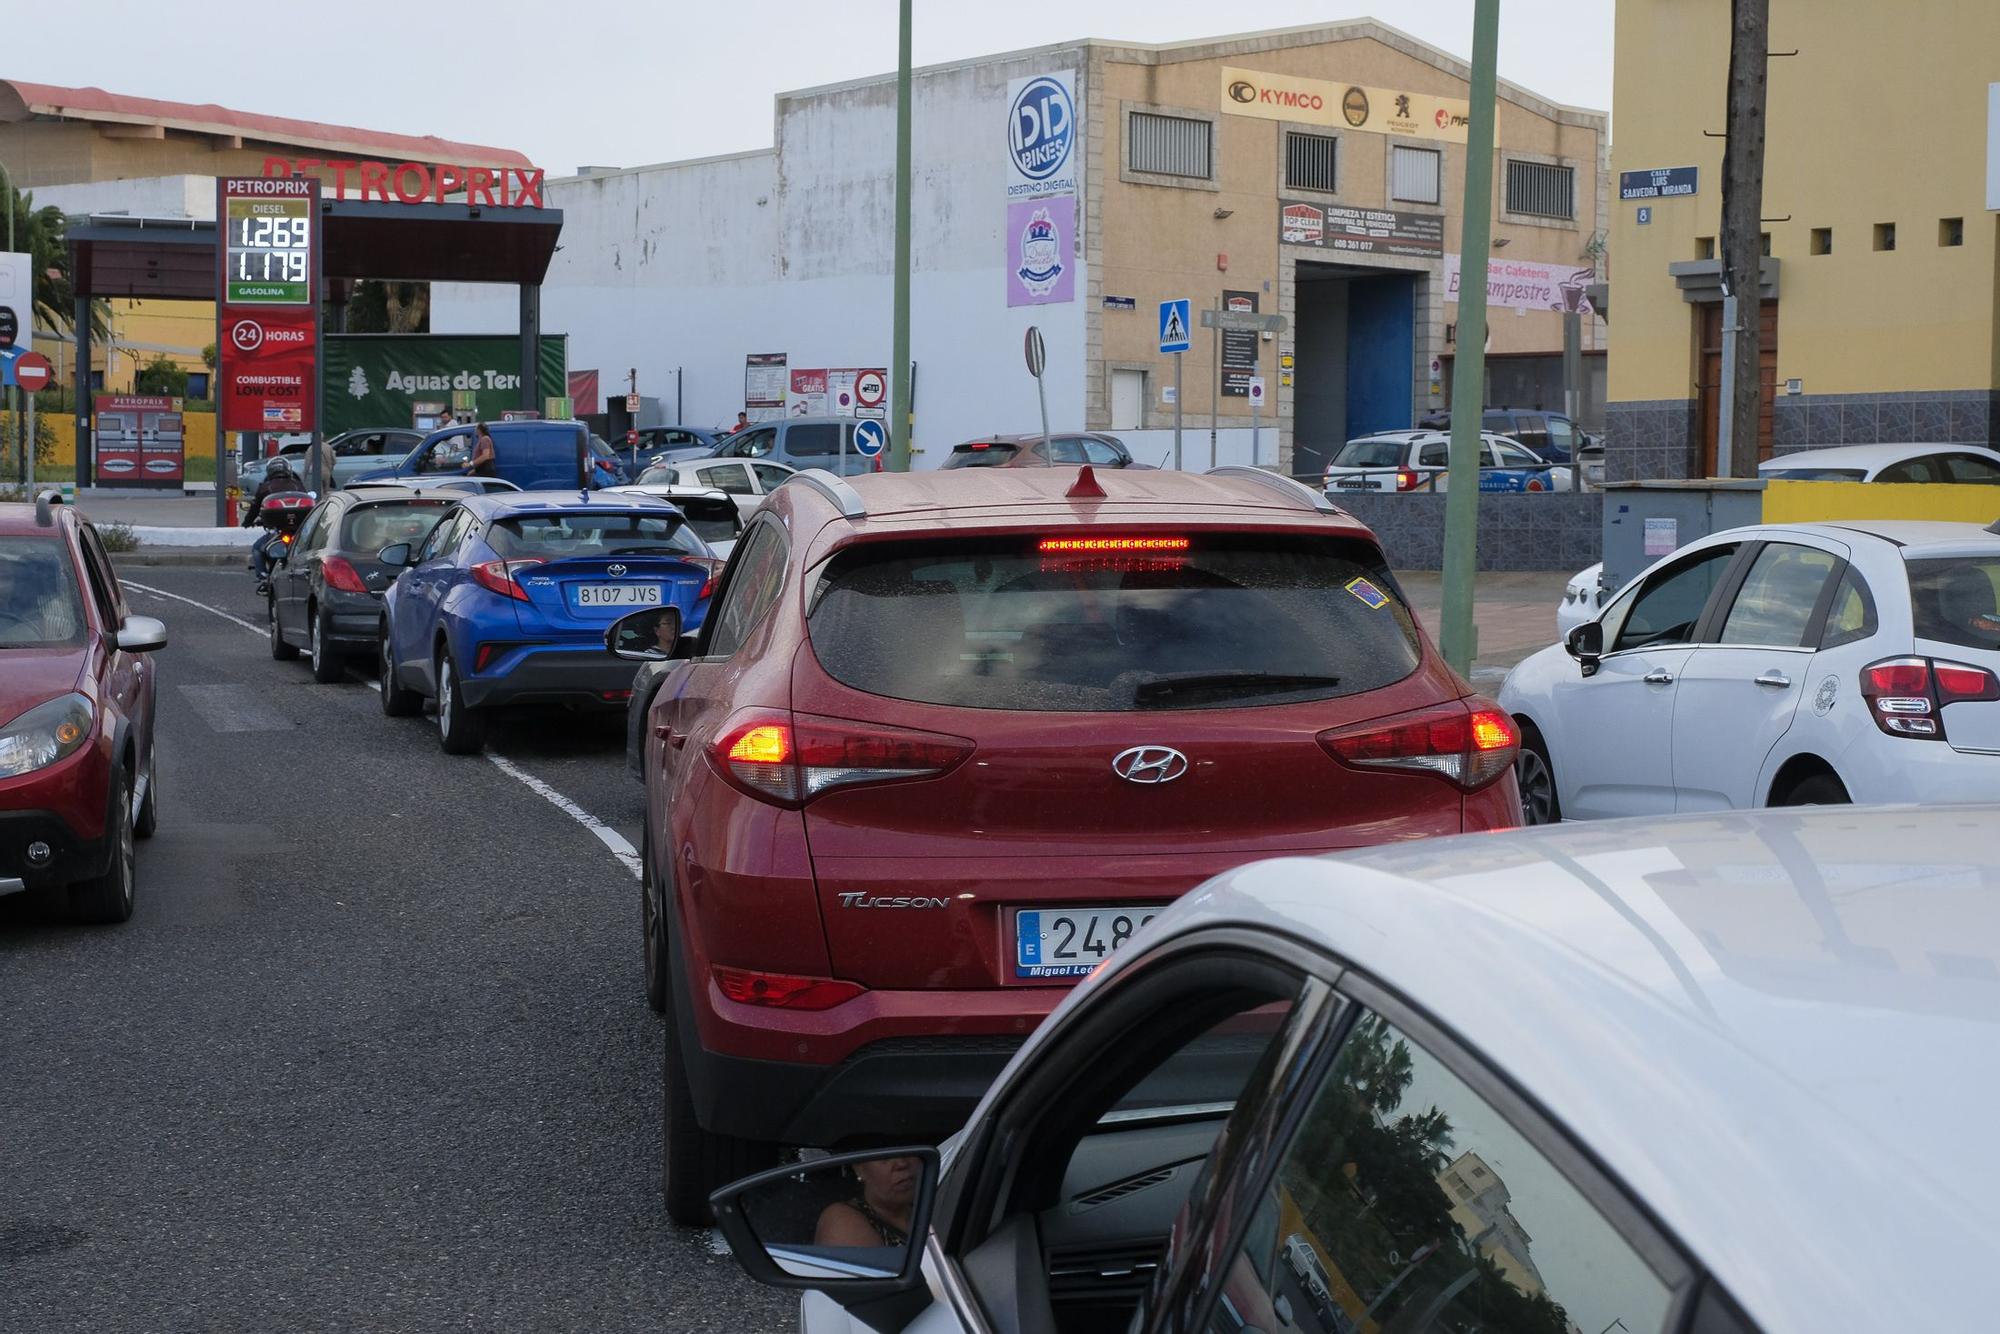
[1132,671,1342,708]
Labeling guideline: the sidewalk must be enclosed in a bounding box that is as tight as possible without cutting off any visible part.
[1396,570,1566,683]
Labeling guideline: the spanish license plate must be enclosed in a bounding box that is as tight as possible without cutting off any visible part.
[1016,906,1162,978]
[575,583,663,607]
[1334,477,1374,490]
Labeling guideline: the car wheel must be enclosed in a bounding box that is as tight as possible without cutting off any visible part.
[134,762,159,840]
[1516,725,1561,825]
[309,604,343,684]
[379,629,422,717]
[268,594,299,661]
[662,986,778,1226]
[72,769,136,925]
[1778,771,1850,806]
[435,647,487,755]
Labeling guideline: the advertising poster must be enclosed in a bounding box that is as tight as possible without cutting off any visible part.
[744,352,788,423]
[1279,201,1444,257]
[322,334,568,434]
[1008,196,1076,307]
[788,368,828,416]
[1221,291,1260,398]
[1220,66,1469,143]
[0,251,28,359]
[92,395,183,488]
[1445,254,1597,314]
[1005,71,1078,200]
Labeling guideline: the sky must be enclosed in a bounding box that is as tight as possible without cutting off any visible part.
[7,0,1614,176]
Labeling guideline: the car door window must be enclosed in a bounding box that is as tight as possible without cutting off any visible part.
[1941,453,2000,484]
[1546,417,1578,455]
[720,426,776,459]
[419,432,472,474]
[784,423,842,458]
[1819,567,1878,650]
[1608,546,1738,652]
[750,463,793,492]
[701,463,756,495]
[1082,438,1125,466]
[416,509,467,564]
[1043,437,1088,464]
[1495,441,1542,469]
[1418,441,1448,468]
[1718,543,1840,647]
[1196,1007,1676,1334]
[1872,456,1937,484]
[703,522,788,657]
[76,527,125,629]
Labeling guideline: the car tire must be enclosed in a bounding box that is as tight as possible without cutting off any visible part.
[379,629,422,717]
[1516,724,1561,826]
[134,762,159,840]
[309,604,343,684]
[662,989,777,1226]
[268,594,299,661]
[435,647,487,755]
[1778,771,1849,807]
[71,769,136,925]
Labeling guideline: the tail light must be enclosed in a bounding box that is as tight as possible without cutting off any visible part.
[1319,699,1519,792]
[471,558,545,602]
[690,556,723,602]
[711,710,974,807]
[321,555,368,593]
[714,965,864,1011]
[1861,656,2000,740]
[1396,469,1419,492]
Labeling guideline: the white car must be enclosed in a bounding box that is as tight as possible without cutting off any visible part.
[1502,519,2000,824]
[1760,441,2000,484]
[635,456,797,521]
[1323,430,1571,494]
[602,482,743,559]
[1556,561,1608,640]
[711,805,2000,1334]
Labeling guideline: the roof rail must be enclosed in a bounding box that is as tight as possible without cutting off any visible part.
[34,489,66,527]
[1205,465,1340,514]
[783,468,868,519]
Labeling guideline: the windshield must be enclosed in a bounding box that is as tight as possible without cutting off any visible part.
[1762,466,1868,481]
[1908,556,2000,652]
[0,536,87,648]
[807,534,1420,712]
[341,501,452,555]
[1331,439,1405,468]
[490,512,706,560]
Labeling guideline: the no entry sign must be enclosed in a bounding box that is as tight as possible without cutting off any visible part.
[12,351,52,392]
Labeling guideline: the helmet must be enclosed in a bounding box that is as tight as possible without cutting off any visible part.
[267,456,296,477]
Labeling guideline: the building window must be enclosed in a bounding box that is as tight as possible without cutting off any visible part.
[1390,145,1442,205]
[186,372,210,399]
[1940,217,1963,248]
[1285,131,1338,193]
[1504,159,1575,220]
[1695,236,1716,260]
[1128,112,1213,179]
[1874,222,1896,252]
[1810,227,1833,256]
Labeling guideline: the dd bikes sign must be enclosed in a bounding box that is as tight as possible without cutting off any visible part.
[1004,70,1079,307]
[217,175,320,433]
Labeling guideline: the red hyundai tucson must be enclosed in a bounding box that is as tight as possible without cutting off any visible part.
[630,465,1519,1222]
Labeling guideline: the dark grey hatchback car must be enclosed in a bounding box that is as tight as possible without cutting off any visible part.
[269,488,456,682]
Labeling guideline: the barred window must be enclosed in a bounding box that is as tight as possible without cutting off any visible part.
[1129,112,1213,179]
[1390,145,1442,205]
[1505,159,1575,220]
[1285,132,1338,193]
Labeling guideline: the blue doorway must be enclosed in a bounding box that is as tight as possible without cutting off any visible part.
[1344,272,1416,438]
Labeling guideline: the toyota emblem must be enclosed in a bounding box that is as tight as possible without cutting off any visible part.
[607,563,627,577]
[1111,746,1189,785]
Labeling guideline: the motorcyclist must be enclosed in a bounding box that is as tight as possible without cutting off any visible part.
[244,457,305,582]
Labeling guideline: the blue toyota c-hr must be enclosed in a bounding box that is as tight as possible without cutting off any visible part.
[375,491,716,754]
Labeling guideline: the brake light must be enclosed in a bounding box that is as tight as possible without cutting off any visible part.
[713,965,865,1011]
[690,556,722,602]
[1319,699,1520,792]
[1038,535,1190,573]
[1861,656,2000,740]
[711,711,974,806]
[969,441,992,450]
[471,558,544,602]
[1396,469,1418,492]
[321,555,368,593]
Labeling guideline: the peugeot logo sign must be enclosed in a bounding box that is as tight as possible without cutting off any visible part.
[1112,746,1189,785]
[607,563,627,577]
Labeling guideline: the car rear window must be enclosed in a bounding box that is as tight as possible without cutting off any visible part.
[786,424,842,457]
[1331,439,1404,469]
[943,443,1020,469]
[806,534,1420,712]
[1908,556,2000,652]
[341,500,452,554]
[0,535,86,648]
[668,497,740,545]
[489,512,704,560]
[1761,467,1868,481]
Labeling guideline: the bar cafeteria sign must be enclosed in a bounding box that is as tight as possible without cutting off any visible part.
[217,176,319,433]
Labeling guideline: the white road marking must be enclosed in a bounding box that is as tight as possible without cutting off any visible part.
[486,754,644,881]
[122,579,265,636]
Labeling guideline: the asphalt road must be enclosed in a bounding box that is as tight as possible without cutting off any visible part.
[0,565,793,1332]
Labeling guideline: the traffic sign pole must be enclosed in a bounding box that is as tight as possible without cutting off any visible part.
[1158,299,1192,470]
[1174,351,1183,471]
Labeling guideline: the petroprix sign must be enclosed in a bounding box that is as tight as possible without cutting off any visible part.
[262,157,545,207]
[218,176,320,432]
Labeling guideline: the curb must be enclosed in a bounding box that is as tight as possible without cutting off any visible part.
[111,550,245,568]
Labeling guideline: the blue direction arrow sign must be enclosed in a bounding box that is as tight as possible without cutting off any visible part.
[853,418,888,457]
[1159,299,1191,355]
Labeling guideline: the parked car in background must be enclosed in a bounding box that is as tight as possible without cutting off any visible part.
[1418,406,1594,464]
[712,803,2000,1334]
[0,493,166,924]
[617,425,724,474]
[1323,431,1572,493]
[941,432,1152,469]
[267,487,456,683]
[636,458,797,522]
[1556,561,1609,640]
[1503,519,2000,825]
[622,464,1520,1223]
[239,427,426,492]
[352,421,623,492]
[706,416,878,477]
[602,484,745,557]
[1758,441,2000,483]
[375,492,719,755]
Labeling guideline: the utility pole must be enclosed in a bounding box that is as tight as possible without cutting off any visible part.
[888,0,914,472]
[1717,0,1770,477]
[2,157,18,483]
[1440,0,1500,678]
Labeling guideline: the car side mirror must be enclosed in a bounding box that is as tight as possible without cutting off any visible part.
[1565,620,1604,676]
[711,1147,937,1311]
[115,615,168,654]
[377,542,414,568]
[605,605,685,662]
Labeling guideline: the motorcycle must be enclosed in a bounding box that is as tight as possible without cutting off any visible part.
[247,491,315,595]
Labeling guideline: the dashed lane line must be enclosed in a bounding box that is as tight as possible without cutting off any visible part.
[123,578,643,882]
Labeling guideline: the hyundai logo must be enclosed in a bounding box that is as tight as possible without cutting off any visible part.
[606,563,627,577]
[1111,746,1189,785]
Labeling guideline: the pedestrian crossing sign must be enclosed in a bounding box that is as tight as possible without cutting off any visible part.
[1159,299,1191,354]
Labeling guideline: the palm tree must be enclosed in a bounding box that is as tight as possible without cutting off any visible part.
[6,186,110,339]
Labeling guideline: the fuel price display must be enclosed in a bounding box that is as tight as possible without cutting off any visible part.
[224,193,313,304]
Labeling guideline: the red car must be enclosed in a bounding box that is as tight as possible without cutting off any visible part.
[0,494,165,923]
[628,465,1519,1222]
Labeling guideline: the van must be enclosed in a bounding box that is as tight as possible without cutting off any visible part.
[352,422,630,491]
[706,416,879,476]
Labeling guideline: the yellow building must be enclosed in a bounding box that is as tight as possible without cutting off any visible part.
[1608,1,2000,481]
